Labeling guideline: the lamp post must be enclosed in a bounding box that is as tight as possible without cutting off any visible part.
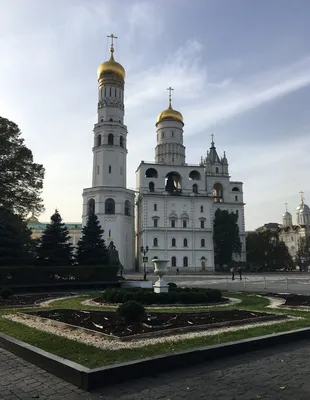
[140,245,149,281]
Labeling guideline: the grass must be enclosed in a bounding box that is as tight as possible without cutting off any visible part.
[0,291,310,368]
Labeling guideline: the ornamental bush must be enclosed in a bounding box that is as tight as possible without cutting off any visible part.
[0,288,14,299]
[102,287,222,305]
[117,301,146,324]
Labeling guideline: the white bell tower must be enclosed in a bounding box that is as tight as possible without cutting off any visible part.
[82,34,135,270]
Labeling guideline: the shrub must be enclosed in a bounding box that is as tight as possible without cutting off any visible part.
[117,301,146,324]
[168,282,177,290]
[0,288,14,299]
[101,287,222,305]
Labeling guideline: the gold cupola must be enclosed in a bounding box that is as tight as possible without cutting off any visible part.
[97,34,125,85]
[156,87,183,124]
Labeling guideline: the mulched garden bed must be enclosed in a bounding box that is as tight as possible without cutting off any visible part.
[0,293,74,308]
[27,308,285,339]
[267,293,310,307]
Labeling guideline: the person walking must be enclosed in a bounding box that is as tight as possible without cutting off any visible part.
[176,267,180,275]
[238,266,242,280]
[231,267,235,281]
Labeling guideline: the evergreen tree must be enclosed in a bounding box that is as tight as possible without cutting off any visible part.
[76,213,110,266]
[37,210,73,266]
[0,116,45,216]
[0,206,33,266]
[296,237,310,271]
[213,209,242,269]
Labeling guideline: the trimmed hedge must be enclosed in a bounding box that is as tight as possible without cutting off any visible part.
[0,265,119,286]
[101,287,222,305]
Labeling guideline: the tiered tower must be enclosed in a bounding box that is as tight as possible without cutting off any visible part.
[82,34,135,269]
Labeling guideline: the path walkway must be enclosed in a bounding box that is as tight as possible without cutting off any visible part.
[2,339,310,399]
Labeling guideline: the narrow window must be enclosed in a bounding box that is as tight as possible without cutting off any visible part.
[120,136,124,147]
[153,238,158,247]
[97,165,99,174]
[172,157,175,163]
[183,257,188,267]
[154,204,157,211]
[235,195,238,201]
[171,220,176,228]
[108,133,114,145]
[109,87,111,96]
[200,220,205,229]
[109,165,111,174]
[183,238,188,247]
[200,205,203,212]
[149,182,155,192]
[216,167,219,173]
[172,238,176,247]
[154,219,158,228]
[171,256,176,267]
[183,220,187,228]
[201,238,205,247]
[172,131,174,137]
[120,166,123,175]
[109,229,111,237]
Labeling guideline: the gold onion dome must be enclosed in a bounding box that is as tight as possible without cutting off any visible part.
[156,104,183,124]
[97,47,125,81]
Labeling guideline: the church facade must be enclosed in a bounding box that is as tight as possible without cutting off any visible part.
[279,194,310,260]
[82,38,246,271]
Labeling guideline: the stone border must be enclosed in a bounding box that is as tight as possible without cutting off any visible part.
[2,325,310,390]
[81,296,241,308]
[14,311,287,342]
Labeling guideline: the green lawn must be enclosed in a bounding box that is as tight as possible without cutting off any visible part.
[0,291,309,368]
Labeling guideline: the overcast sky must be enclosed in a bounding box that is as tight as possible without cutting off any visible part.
[1,0,310,230]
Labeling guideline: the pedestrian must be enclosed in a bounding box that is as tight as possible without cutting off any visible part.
[231,267,235,281]
[238,266,242,280]
[176,267,180,275]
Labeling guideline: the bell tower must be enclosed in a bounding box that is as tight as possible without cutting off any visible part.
[82,34,135,270]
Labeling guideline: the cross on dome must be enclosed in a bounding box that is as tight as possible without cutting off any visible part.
[107,33,118,50]
[300,191,304,204]
[167,86,174,107]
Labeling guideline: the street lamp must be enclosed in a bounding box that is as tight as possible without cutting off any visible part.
[140,245,149,281]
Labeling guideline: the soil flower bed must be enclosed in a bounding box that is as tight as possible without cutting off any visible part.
[0,293,74,308]
[268,293,310,307]
[26,308,284,339]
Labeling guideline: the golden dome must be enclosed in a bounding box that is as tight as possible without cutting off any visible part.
[97,48,125,81]
[156,104,183,124]
[26,214,38,222]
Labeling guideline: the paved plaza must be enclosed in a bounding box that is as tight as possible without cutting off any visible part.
[2,339,310,399]
[126,272,310,294]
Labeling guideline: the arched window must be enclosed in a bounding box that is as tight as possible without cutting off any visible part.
[235,195,238,201]
[145,168,158,178]
[120,136,124,148]
[183,256,188,267]
[149,182,155,192]
[154,204,157,211]
[109,165,111,174]
[216,167,219,173]
[97,134,101,146]
[201,238,205,247]
[87,199,95,215]
[192,184,198,194]
[172,238,176,247]
[108,133,114,145]
[153,238,158,247]
[232,187,240,192]
[124,200,130,216]
[105,198,115,214]
[200,205,204,212]
[109,118,113,122]
[171,256,176,267]
[183,238,188,247]
[189,170,201,180]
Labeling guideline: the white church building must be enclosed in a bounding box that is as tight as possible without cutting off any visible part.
[82,37,246,272]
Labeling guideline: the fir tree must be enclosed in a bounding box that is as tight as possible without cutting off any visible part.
[37,209,73,266]
[76,213,110,266]
[0,206,34,266]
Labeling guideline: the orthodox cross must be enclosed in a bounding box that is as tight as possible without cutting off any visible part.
[167,86,174,106]
[107,33,118,49]
[300,191,304,203]
[211,133,214,145]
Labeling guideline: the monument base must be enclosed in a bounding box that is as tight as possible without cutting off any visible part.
[153,283,169,293]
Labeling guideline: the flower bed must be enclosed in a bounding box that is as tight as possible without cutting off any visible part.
[96,287,222,305]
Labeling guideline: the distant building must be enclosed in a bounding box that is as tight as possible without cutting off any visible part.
[26,215,82,247]
[256,223,280,233]
[278,193,310,260]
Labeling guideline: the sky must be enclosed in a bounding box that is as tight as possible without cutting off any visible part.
[0,0,310,230]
